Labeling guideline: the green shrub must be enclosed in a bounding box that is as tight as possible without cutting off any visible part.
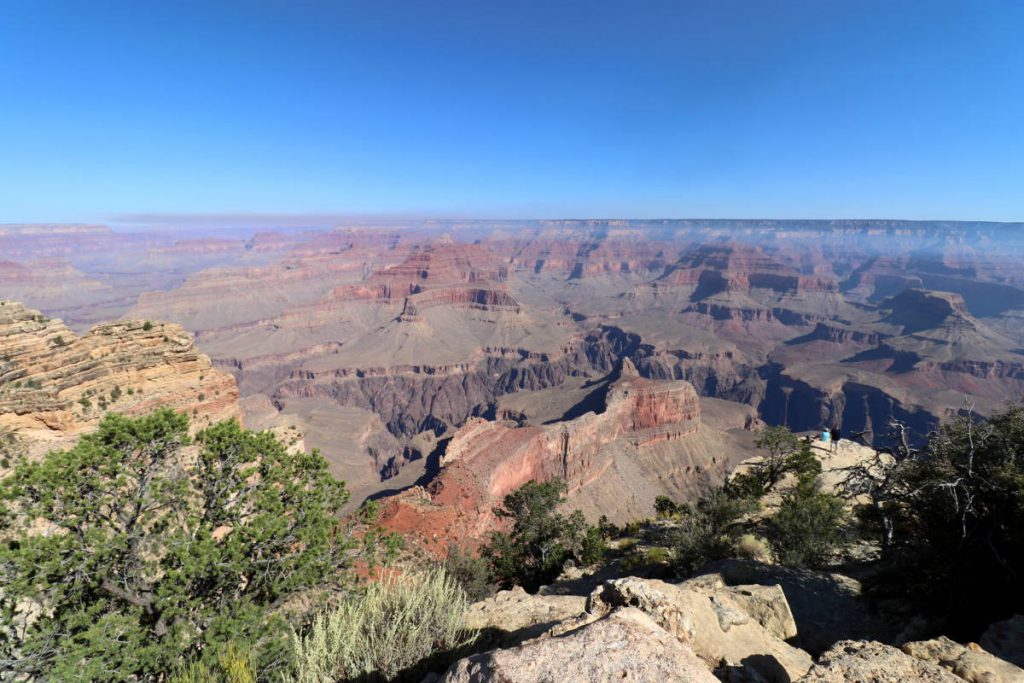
[616,537,637,553]
[876,405,1024,636]
[288,567,471,682]
[142,320,153,331]
[734,533,772,563]
[654,495,679,518]
[481,480,604,591]
[734,426,820,496]
[770,485,846,568]
[645,546,670,564]
[169,643,257,683]
[444,544,496,602]
[597,514,619,539]
[0,427,20,469]
[0,410,354,681]
[670,488,756,575]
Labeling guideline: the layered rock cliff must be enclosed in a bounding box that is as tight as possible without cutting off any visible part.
[0,300,239,453]
[377,370,748,555]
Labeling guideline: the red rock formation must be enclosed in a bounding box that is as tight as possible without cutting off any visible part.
[377,371,700,556]
[657,244,838,296]
[312,244,520,316]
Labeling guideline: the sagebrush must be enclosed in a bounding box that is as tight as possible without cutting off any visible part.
[289,567,471,682]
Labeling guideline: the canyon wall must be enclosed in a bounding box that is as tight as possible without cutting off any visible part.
[377,369,733,556]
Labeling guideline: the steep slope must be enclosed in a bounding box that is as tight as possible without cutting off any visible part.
[377,364,754,555]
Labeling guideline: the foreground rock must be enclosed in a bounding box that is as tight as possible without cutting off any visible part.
[798,640,970,682]
[902,635,1024,683]
[584,576,812,681]
[980,615,1024,669]
[700,559,889,654]
[442,573,813,683]
[464,585,587,646]
[434,607,718,683]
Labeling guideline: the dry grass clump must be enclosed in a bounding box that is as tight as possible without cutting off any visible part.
[288,567,471,682]
[169,644,256,683]
[734,533,772,563]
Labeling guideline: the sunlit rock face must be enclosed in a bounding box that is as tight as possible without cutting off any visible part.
[0,300,239,455]
[376,370,709,555]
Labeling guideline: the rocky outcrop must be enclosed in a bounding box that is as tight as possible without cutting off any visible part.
[377,374,702,554]
[883,289,975,335]
[464,586,587,645]
[582,575,813,681]
[433,570,1023,683]
[373,243,510,288]
[434,607,718,683]
[436,573,816,683]
[799,640,968,682]
[0,301,239,451]
[656,243,839,297]
[407,287,521,313]
[788,322,887,347]
[901,636,1024,683]
[980,615,1024,668]
[698,559,890,656]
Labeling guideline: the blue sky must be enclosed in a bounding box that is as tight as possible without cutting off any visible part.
[1,1,1022,223]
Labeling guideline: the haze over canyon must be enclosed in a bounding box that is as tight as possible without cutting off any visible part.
[4,218,1024,526]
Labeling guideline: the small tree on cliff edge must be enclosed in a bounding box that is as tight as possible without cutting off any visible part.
[0,409,353,681]
[877,405,1024,637]
[482,480,605,592]
[731,426,820,496]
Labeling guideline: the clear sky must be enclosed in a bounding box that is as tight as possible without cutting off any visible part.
[1,1,1022,223]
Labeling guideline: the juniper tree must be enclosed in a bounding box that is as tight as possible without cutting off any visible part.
[0,409,354,681]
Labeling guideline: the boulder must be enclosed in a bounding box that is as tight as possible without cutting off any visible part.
[701,559,890,654]
[724,583,799,642]
[464,586,586,647]
[584,576,812,682]
[682,574,798,642]
[434,607,719,683]
[981,615,1024,669]
[902,635,1024,683]
[798,640,966,682]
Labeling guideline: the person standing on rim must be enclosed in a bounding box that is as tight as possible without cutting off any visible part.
[829,425,841,452]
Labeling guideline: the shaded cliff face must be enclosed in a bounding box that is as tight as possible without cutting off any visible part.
[376,373,750,556]
[270,326,636,441]
[0,300,239,454]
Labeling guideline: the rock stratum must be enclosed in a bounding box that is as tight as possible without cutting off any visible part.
[6,220,1024,508]
[378,365,752,554]
[0,300,239,455]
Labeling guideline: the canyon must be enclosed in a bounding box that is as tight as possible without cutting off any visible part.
[377,360,757,554]
[4,219,1024,514]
